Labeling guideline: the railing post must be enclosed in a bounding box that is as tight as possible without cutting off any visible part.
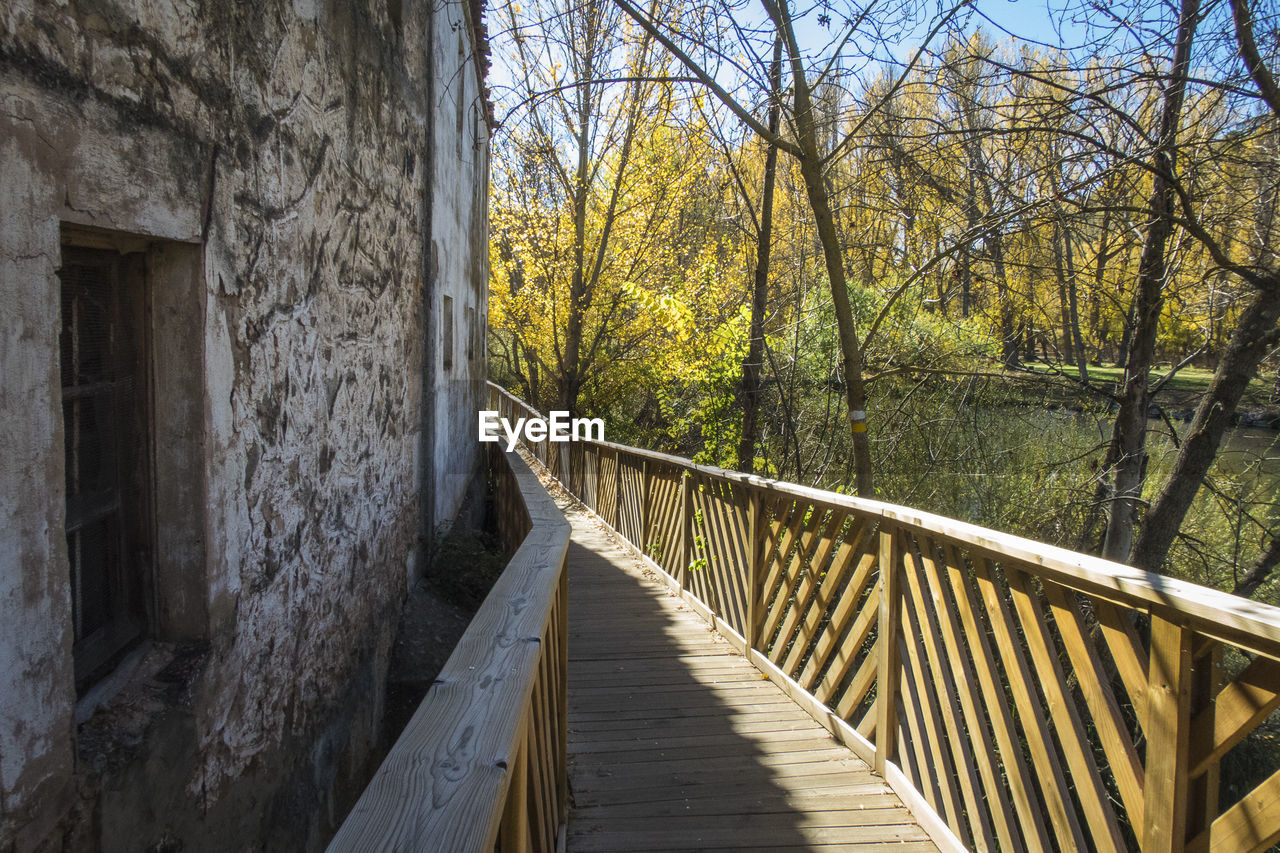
[1145,613,1194,853]
[874,522,900,778]
[639,459,651,552]
[557,560,569,827]
[1187,642,1221,839]
[499,731,530,853]
[590,446,599,511]
[679,469,692,595]
[613,447,622,529]
[746,486,763,651]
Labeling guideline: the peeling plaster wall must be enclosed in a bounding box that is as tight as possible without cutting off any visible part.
[425,0,488,538]
[0,0,487,848]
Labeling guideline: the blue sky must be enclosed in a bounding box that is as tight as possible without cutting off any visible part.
[488,0,1113,121]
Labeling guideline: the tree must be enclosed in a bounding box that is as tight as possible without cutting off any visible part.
[1129,0,1280,574]
[614,0,971,495]
[1101,0,1201,561]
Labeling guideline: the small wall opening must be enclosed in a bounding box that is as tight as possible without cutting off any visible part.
[58,225,208,694]
[443,294,454,372]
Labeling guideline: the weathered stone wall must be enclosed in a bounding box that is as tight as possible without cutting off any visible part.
[0,0,488,848]
[424,1,489,541]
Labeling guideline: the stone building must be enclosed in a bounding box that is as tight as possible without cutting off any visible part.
[0,0,489,848]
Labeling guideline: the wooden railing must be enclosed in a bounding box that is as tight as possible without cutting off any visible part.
[489,381,1280,853]
[329,445,570,853]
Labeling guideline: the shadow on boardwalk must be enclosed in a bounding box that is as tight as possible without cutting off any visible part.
[563,507,937,853]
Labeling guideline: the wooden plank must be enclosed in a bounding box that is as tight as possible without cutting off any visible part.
[572,840,940,853]
[535,651,558,852]
[570,679,787,699]
[894,632,952,830]
[970,556,1090,852]
[572,774,891,808]
[679,469,692,593]
[1092,598,1150,724]
[570,727,840,755]
[568,700,799,723]
[570,657,763,675]
[743,645,877,765]
[701,478,747,631]
[1004,566,1126,853]
[490,382,1280,662]
[1189,653,1280,777]
[563,503,941,853]
[746,486,763,649]
[898,534,996,849]
[569,712,816,736]
[1144,613,1193,853]
[804,545,878,699]
[895,559,974,847]
[1187,642,1221,838]
[769,511,846,672]
[566,822,932,852]
[527,678,553,853]
[571,746,857,776]
[556,564,569,828]
[1042,580,1146,830]
[756,498,799,603]
[1186,766,1280,853]
[570,756,885,793]
[638,458,650,548]
[570,791,904,820]
[499,726,530,853]
[612,447,622,529]
[938,544,1052,852]
[884,762,973,853]
[719,479,752,632]
[912,537,1024,852]
[875,524,900,778]
[759,500,811,632]
[856,702,875,740]
[833,639,878,720]
[784,518,872,680]
[762,504,827,656]
[328,451,569,853]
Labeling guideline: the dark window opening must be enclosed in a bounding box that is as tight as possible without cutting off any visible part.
[60,247,151,694]
[465,306,478,371]
[442,294,454,372]
[456,35,466,157]
[472,105,485,151]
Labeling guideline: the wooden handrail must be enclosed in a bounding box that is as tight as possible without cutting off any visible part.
[489,381,1280,853]
[329,445,569,853]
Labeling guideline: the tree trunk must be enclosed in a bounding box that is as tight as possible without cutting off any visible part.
[559,79,594,416]
[1090,207,1112,363]
[1130,286,1280,571]
[1103,0,1200,562]
[1234,535,1280,599]
[1054,220,1074,363]
[770,0,874,495]
[1063,221,1090,382]
[738,40,782,474]
[797,151,874,495]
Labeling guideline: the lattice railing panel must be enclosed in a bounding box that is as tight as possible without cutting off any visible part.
[688,473,750,638]
[616,456,644,544]
[486,382,1280,853]
[643,464,683,577]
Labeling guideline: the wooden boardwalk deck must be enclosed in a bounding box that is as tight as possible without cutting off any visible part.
[564,508,940,852]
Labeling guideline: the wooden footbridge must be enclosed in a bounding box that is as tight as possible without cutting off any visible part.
[330,383,1280,852]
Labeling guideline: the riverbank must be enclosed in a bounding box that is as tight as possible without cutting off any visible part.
[1014,362,1280,430]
